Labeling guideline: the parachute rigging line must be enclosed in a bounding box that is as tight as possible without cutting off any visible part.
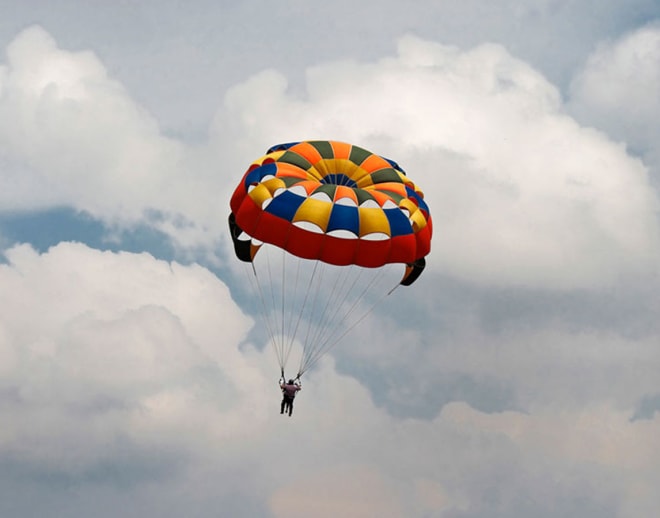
[296,264,399,376]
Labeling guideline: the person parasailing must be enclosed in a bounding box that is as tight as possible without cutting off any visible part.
[228,140,432,409]
[279,372,301,416]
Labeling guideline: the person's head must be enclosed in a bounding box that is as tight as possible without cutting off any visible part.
[288,379,294,384]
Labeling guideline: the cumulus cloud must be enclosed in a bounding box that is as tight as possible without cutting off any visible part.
[2,28,657,289]
[0,26,224,250]
[0,243,658,517]
[0,27,170,214]
[0,242,270,512]
[569,24,660,176]
[217,35,660,289]
[0,244,246,453]
[0,11,659,518]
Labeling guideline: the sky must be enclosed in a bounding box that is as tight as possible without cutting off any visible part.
[1,1,660,516]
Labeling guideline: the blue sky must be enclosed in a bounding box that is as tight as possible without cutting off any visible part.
[1,2,660,517]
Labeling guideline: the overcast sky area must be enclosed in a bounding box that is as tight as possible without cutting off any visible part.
[1,1,660,516]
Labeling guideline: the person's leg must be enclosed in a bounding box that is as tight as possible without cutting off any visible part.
[281,398,286,414]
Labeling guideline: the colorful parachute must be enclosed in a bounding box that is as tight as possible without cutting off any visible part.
[229,140,432,377]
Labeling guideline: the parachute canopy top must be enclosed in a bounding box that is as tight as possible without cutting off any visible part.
[229,140,432,286]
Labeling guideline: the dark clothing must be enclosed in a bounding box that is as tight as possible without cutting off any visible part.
[279,381,301,416]
[281,395,294,416]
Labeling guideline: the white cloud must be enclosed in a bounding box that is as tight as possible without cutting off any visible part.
[0,242,658,516]
[216,35,660,289]
[569,24,660,175]
[572,26,660,147]
[2,28,657,289]
[0,9,659,518]
[2,0,648,136]
[0,243,255,465]
[0,27,172,214]
[0,26,224,250]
